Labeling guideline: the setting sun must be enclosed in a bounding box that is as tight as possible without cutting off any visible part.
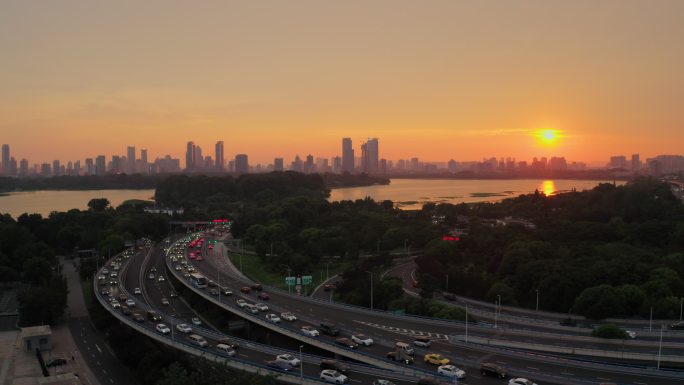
[536,129,561,146]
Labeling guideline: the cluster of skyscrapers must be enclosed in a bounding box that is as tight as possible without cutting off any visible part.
[3,140,684,178]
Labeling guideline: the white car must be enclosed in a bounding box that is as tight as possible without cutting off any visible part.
[265,314,281,323]
[191,317,202,326]
[156,323,171,334]
[134,287,142,295]
[110,300,120,309]
[301,326,320,337]
[281,312,297,321]
[236,299,248,308]
[158,275,165,282]
[626,330,637,339]
[351,333,374,346]
[320,369,347,384]
[509,378,537,385]
[125,299,135,307]
[255,303,269,312]
[276,353,301,367]
[161,297,170,305]
[176,323,192,333]
[438,365,466,379]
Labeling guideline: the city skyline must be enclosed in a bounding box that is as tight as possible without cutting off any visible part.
[2,1,684,165]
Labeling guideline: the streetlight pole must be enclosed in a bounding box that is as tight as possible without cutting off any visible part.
[657,324,664,369]
[497,294,501,324]
[299,345,304,383]
[650,307,653,332]
[326,262,332,281]
[281,264,291,294]
[365,271,373,311]
[465,304,468,343]
[535,289,539,312]
[494,298,499,328]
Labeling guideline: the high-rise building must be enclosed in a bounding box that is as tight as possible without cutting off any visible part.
[235,154,249,174]
[342,138,354,173]
[127,146,136,173]
[40,163,51,176]
[194,146,203,169]
[215,141,224,170]
[305,154,314,173]
[139,149,148,173]
[53,160,61,176]
[19,158,29,176]
[274,158,284,171]
[631,154,641,171]
[1,144,9,175]
[332,156,342,173]
[95,155,106,176]
[360,138,379,174]
[185,141,195,170]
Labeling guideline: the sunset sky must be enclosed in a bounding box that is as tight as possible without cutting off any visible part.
[2,0,683,166]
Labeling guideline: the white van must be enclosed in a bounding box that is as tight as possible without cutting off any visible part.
[188,334,208,348]
[395,341,414,356]
[216,343,236,356]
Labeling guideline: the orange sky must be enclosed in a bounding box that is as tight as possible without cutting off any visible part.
[1,1,683,166]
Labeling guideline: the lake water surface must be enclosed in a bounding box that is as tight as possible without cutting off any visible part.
[0,178,621,218]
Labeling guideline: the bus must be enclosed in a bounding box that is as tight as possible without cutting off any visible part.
[190,273,208,289]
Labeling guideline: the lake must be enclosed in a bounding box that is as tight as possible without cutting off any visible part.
[0,179,620,218]
[328,178,622,209]
[0,189,155,219]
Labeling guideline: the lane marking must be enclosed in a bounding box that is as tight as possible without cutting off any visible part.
[95,344,102,353]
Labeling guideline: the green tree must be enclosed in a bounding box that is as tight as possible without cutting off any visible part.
[88,198,111,212]
[573,285,625,319]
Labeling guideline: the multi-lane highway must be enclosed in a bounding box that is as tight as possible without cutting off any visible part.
[95,227,684,385]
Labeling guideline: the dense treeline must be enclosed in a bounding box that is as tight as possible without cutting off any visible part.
[0,174,162,192]
[0,214,66,325]
[1,198,170,325]
[417,177,684,319]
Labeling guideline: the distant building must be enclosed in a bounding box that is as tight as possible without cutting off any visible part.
[332,156,342,173]
[154,155,181,173]
[1,144,10,175]
[193,146,203,169]
[548,157,568,170]
[127,146,136,173]
[274,157,284,171]
[609,155,628,169]
[21,325,51,352]
[361,138,379,174]
[235,154,249,174]
[447,159,457,173]
[215,141,224,170]
[52,160,61,176]
[342,138,354,173]
[185,141,195,170]
[631,154,641,171]
[95,155,106,176]
[19,158,28,176]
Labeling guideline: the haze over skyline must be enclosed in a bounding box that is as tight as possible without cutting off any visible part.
[2,0,683,165]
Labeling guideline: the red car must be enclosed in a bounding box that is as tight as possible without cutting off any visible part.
[240,286,251,294]
[258,292,270,300]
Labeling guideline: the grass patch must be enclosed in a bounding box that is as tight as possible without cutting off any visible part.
[228,252,350,291]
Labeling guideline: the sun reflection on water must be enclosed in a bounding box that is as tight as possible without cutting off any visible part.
[541,180,556,196]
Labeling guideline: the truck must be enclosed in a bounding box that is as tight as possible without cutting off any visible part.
[386,349,413,364]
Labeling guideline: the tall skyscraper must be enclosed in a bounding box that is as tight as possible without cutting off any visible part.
[194,146,203,169]
[186,141,195,170]
[19,158,28,176]
[215,141,224,170]
[342,138,354,173]
[235,154,249,174]
[274,157,284,171]
[95,155,106,176]
[1,144,9,175]
[53,160,61,176]
[140,148,148,173]
[361,138,379,174]
[127,146,136,173]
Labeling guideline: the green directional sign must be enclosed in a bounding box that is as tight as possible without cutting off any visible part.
[285,276,296,286]
[302,275,313,285]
